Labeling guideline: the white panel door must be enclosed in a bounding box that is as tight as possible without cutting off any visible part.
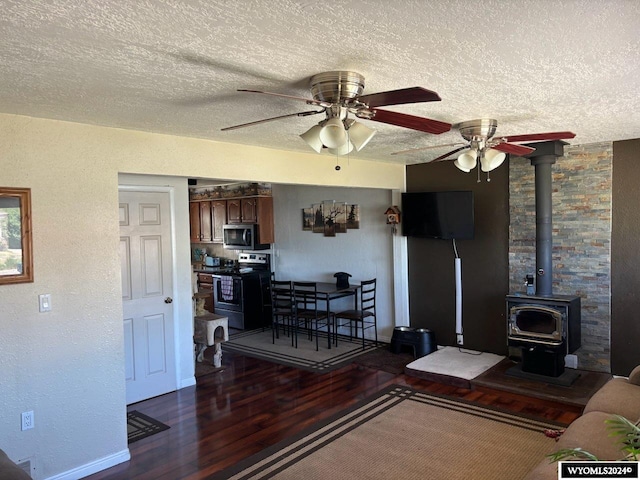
[119,190,176,405]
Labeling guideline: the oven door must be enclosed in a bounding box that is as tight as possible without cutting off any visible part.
[213,275,243,312]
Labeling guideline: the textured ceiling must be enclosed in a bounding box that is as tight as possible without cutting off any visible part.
[1,0,639,165]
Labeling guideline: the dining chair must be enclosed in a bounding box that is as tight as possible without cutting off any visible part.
[334,278,377,350]
[270,280,296,346]
[259,271,276,331]
[293,281,331,351]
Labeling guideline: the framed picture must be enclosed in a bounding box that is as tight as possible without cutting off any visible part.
[335,202,347,233]
[346,204,360,229]
[312,203,324,233]
[302,207,313,231]
[323,201,337,237]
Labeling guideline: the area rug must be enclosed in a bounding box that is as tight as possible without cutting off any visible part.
[127,410,170,444]
[221,328,380,372]
[211,385,565,480]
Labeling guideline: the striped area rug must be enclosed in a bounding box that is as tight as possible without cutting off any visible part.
[211,385,566,480]
[221,328,380,372]
[126,410,169,444]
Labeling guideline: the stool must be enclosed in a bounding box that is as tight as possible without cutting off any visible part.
[390,326,436,358]
[194,313,229,368]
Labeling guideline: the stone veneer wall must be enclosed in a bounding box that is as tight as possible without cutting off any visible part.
[509,142,613,372]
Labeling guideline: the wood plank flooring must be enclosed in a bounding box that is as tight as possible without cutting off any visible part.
[85,350,584,480]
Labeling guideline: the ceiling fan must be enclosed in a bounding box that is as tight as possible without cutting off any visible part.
[393,118,576,175]
[221,71,452,155]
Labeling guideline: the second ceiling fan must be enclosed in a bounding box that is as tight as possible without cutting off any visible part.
[222,71,452,155]
[393,118,576,175]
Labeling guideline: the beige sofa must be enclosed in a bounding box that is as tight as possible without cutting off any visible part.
[525,365,640,480]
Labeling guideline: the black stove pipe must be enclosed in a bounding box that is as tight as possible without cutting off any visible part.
[526,141,568,297]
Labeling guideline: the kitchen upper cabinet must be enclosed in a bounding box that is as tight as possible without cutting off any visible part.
[211,200,226,243]
[190,200,225,243]
[226,199,242,224]
[199,201,213,242]
[189,202,203,242]
[227,198,262,224]
[192,196,274,244]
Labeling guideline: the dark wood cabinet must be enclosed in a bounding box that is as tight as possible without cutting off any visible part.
[191,196,274,244]
[199,201,213,242]
[211,200,226,243]
[190,200,225,243]
[241,198,257,223]
[189,202,202,242]
[226,199,242,224]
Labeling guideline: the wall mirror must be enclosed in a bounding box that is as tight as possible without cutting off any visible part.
[0,187,33,284]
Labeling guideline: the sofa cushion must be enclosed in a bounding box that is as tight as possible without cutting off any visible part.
[0,449,31,480]
[524,411,630,480]
[555,411,630,460]
[628,365,640,386]
[583,378,640,420]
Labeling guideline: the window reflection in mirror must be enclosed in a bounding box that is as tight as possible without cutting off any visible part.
[0,187,33,284]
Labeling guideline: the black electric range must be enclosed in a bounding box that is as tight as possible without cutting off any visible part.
[208,253,271,330]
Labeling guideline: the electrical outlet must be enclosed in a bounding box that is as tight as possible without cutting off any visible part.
[21,411,34,431]
[565,354,578,369]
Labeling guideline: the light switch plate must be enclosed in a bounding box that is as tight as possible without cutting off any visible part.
[39,294,52,312]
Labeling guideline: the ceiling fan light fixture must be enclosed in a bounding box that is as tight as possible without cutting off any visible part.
[453,159,471,172]
[319,116,347,149]
[300,124,324,153]
[456,149,478,170]
[347,121,376,151]
[327,141,354,156]
[481,148,507,172]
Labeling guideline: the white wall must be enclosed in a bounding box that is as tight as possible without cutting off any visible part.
[272,184,396,341]
[0,113,405,479]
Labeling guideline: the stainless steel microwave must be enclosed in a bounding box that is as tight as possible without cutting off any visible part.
[222,224,270,250]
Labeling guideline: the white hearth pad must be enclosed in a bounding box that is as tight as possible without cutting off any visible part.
[406,346,504,380]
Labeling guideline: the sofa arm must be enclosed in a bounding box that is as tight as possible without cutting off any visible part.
[0,449,31,480]
[583,378,640,421]
[628,365,640,386]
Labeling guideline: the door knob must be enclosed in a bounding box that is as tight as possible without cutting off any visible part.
[164,297,173,304]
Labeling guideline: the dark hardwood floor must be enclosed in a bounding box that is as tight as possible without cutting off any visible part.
[85,350,583,480]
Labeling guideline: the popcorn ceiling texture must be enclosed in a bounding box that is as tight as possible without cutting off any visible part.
[508,142,613,372]
[0,0,639,164]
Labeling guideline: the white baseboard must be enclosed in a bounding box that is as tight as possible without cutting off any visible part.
[180,375,196,389]
[44,449,130,480]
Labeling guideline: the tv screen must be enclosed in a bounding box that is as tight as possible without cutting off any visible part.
[401,191,474,239]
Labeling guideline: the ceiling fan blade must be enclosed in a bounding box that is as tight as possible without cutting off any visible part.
[366,109,452,134]
[391,142,466,156]
[494,131,576,143]
[492,142,536,156]
[430,146,469,162]
[356,87,441,108]
[237,89,331,107]
[221,110,324,131]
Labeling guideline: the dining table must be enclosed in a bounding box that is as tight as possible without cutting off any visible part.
[301,281,360,349]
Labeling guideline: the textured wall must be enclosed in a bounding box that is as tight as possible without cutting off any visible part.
[0,112,405,479]
[509,142,613,372]
[272,184,395,341]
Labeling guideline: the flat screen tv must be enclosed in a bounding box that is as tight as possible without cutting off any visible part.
[401,191,474,239]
